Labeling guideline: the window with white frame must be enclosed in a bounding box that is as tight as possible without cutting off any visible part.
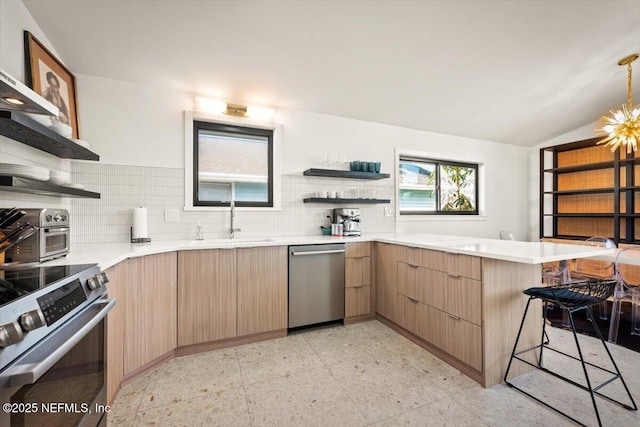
[193,120,273,207]
[398,155,478,215]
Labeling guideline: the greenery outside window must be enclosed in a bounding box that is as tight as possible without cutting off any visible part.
[399,156,478,215]
[193,121,273,207]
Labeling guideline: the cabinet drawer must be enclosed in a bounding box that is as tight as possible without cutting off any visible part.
[397,294,420,332]
[345,256,370,287]
[398,295,446,349]
[421,249,447,272]
[397,262,446,311]
[396,245,421,265]
[446,276,482,325]
[446,253,482,280]
[345,285,371,317]
[445,315,482,371]
[418,303,447,349]
[346,242,371,258]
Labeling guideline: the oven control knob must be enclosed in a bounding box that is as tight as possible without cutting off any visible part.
[20,309,46,332]
[53,214,63,222]
[98,271,109,285]
[0,321,24,347]
[87,276,102,290]
[46,214,53,222]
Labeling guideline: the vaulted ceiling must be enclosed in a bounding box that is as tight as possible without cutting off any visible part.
[22,0,640,146]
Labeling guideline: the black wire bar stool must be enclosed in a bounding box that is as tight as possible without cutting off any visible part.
[504,279,637,427]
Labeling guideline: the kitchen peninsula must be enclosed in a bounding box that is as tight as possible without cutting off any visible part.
[47,233,613,400]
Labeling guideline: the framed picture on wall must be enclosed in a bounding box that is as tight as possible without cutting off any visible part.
[23,30,80,139]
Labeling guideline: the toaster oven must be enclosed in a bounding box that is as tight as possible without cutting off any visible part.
[4,208,70,263]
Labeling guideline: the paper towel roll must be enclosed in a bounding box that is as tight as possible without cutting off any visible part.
[132,207,148,239]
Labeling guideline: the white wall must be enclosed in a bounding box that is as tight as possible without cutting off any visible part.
[76,74,193,168]
[0,0,60,82]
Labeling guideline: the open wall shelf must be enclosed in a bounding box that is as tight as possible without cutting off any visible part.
[303,198,390,204]
[0,111,99,161]
[0,176,100,198]
[303,168,389,180]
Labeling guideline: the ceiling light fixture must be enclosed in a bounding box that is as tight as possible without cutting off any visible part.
[596,53,640,153]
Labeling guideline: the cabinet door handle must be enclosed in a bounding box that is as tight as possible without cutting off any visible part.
[448,273,460,278]
[447,313,461,320]
[349,255,367,260]
[408,297,419,303]
[351,285,365,289]
[408,264,419,269]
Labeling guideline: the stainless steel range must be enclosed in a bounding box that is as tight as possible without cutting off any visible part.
[0,264,114,426]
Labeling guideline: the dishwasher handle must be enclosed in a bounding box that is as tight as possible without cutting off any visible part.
[291,249,346,256]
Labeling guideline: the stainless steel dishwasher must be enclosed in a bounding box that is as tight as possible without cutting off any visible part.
[288,243,345,328]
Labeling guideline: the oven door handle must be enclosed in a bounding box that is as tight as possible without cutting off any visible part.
[42,227,70,235]
[3,297,115,387]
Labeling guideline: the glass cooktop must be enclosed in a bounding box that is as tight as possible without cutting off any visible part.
[0,264,97,307]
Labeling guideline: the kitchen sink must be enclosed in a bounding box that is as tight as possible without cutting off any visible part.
[189,237,275,245]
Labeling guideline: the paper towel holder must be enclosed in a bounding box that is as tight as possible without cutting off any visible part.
[130,227,151,243]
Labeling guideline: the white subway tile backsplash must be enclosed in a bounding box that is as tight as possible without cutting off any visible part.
[68,162,395,244]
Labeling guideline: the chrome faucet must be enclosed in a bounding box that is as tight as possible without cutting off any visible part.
[229,200,241,239]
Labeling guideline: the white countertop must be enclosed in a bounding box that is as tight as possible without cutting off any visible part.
[42,233,616,270]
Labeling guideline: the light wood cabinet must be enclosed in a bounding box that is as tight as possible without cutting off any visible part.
[397,262,446,311]
[237,246,288,336]
[346,256,370,288]
[421,249,446,271]
[446,275,482,325]
[445,315,482,371]
[104,262,126,405]
[376,242,399,321]
[345,243,372,319]
[397,294,419,332]
[177,249,237,346]
[447,253,482,280]
[345,286,371,317]
[397,294,446,349]
[384,246,483,374]
[345,242,371,258]
[124,252,177,375]
[396,245,421,266]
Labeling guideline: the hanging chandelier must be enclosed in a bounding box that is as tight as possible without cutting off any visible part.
[596,53,639,153]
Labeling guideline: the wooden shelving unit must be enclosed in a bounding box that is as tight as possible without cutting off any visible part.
[540,137,640,244]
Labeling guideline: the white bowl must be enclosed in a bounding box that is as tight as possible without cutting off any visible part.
[49,170,70,185]
[22,112,52,127]
[50,121,72,138]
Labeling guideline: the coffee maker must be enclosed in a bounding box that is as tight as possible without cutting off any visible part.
[333,208,361,236]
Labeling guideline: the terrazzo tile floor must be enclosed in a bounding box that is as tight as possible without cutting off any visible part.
[107,320,640,426]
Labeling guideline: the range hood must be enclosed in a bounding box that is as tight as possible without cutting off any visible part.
[0,69,59,116]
